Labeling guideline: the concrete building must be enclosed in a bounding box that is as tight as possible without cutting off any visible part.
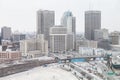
[1,40,12,51]
[67,34,74,51]
[50,26,74,53]
[85,11,101,40]
[110,45,120,51]
[94,29,103,41]
[79,47,94,56]
[98,39,111,50]
[76,40,98,51]
[20,34,48,58]
[79,47,105,56]
[61,11,76,50]
[1,39,20,51]
[94,29,109,41]
[102,29,109,40]
[1,26,11,40]
[0,36,2,45]
[61,11,76,34]
[0,51,21,63]
[12,33,26,42]
[109,31,120,45]
[37,10,55,47]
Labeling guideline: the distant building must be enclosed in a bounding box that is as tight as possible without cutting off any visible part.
[1,40,12,51]
[12,33,26,42]
[76,40,98,51]
[37,10,55,47]
[85,11,101,40]
[109,31,120,45]
[67,34,74,51]
[61,11,76,34]
[76,34,85,40]
[0,46,2,51]
[1,26,11,40]
[0,36,2,45]
[61,11,76,50]
[20,34,48,58]
[94,28,109,41]
[0,51,21,63]
[79,47,105,56]
[79,47,94,56]
[50,26,74,53]
[110,45,120,51]
[98,39,111,50]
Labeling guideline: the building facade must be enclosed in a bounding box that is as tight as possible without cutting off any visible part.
[94,29,109,41]
[0,51,21,63]
[85,10,101,40]
[20,34,48,58]
[50,26,74,53]
[37,10,55,47]
[98,39,111,50]
[76,40,98,51]
[12,33,26,42]
[79,47,105,56]
[61,11,76,34]
[109,31,120,45]
[61,11,76,50]
[1,26,11,40]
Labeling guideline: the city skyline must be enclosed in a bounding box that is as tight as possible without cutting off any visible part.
[0,0,120,33]
[85,11,101,40]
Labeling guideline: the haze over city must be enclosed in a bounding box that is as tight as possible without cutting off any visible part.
[0,0,120,33]
[1,0,120,80]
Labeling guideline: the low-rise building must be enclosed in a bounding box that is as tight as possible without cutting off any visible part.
[79,47,94,56]
[76,40,98,51]
[109,31,120,45]
[98,39,111,50]
[79,47,105,56]
[94,29,109,41]
[0,51,21,63]
[12,33,26,42]
[110,45,120,51]
[20,34,48,58]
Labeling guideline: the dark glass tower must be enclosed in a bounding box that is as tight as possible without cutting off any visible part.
[85,10,101,40]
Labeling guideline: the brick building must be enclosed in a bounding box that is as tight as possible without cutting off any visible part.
[0,51,21,63]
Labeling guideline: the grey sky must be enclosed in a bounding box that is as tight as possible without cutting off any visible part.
[0,0,120,33]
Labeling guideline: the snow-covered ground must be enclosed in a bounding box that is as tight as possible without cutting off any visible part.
[0,64,78,80]
[23,56,54,61]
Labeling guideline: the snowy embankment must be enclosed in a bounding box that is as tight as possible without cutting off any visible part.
[0,64,78,80]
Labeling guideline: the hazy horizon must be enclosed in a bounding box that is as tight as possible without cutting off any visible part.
[0,0,120,33]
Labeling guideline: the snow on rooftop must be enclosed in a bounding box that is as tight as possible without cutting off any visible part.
[0,64,78,80]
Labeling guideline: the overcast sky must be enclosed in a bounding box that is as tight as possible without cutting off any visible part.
[0,0,120,33]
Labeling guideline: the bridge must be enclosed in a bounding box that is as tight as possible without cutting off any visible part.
[56,55,105,63]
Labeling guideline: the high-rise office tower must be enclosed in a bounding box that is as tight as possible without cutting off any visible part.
[37,10,55,47]
[1,26,11,40]
[61,11,76,50]
[61,11,76,34]
[85,10,101,40]
[50,25,74,53]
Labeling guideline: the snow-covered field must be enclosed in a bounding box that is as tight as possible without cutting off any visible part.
[0,64,78,80]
